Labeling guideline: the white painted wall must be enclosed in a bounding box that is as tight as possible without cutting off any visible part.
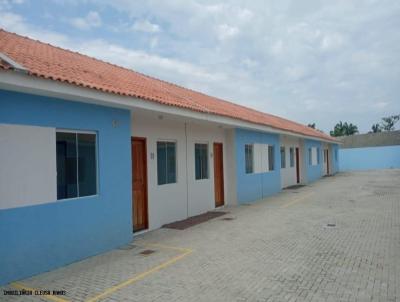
[131,112,230,230]
[280,135,300,188]
[0,124,57,209]
[186,123,226,217]
[224,129,237,206]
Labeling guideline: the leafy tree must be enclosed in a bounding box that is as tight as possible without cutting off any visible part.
[330,121,359,137]
[381,114,400,131]
[371,124,382,133]
[307,123,316,129]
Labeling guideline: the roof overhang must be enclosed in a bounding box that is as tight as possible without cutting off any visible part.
[0,70,340,144]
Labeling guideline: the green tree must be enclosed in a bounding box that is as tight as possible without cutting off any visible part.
[371,123,382,133]
[381,114,400,131]
[330,121,359,137]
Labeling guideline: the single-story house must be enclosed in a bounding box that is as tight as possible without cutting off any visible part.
[0,29,339,285]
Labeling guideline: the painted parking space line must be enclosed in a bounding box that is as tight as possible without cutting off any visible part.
[9,243,193,302]
[85,243,193,302]
[11,282,69,302]
[281,192,314,208]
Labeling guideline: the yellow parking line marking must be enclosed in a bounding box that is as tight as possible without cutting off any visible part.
[143,242,192,253]
[11,282,69,302]
[281,192,314,208]
[85,244,193,302]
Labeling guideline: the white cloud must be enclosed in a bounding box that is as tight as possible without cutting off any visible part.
[320,33,345,51]
[216,24,239,41]
[0,11,69,46]
[75,39,226,83]
[70,11,102,30]
[131,19,161,33]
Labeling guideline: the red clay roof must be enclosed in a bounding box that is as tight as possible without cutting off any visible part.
[0,29,336,142]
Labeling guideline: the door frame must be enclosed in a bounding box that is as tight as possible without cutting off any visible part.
[131,136,149,232]
[325,149,330,175]
[213,142,225,207]
[295,147,300,184]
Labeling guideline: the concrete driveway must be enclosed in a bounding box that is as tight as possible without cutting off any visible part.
[2,170,400,302]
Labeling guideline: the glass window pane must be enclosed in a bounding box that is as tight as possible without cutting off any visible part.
[195,144,201,179]
[195,144,208,180]
[289,148,294,167]
[280,147,285,169]
[157,142,166,185]
[268,145,274,171]
[56,132,78,199]
[203,145,208,179]
[245,144,253,174]
[78,133,97,197]
[166,142,176,183]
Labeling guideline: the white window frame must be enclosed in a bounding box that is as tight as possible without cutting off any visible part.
[156,139,178,186]
[194,142,209,180]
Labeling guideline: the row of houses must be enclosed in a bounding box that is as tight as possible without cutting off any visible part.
[0,29,339,285]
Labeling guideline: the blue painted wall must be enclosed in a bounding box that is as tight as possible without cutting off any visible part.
[304,139,323,182]
[235,129,281,204]
[0,90,132,285]
[339,145,400,171]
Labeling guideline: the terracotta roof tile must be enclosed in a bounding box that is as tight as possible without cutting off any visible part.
[0,29,337,142]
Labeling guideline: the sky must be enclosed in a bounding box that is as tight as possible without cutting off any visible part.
[0,0,399,133]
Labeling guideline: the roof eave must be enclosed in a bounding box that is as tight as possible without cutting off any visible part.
[0,70,339,144]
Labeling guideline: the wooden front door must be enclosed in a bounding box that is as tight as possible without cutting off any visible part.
[325,149,330,175]
[131,137,148,232]
[213,143,225,207]
[295,147,300,184]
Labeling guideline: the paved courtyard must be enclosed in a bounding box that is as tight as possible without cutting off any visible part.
[2,170,400,302]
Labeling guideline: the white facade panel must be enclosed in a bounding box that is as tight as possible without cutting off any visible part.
[131,114,188,230]
[311,147,318,166]
[186,123,226,217]
[280,135,300,188]
[224,129,237,206]
[0,124,57,209]
[131,112,229,231]
[253,143,269,173]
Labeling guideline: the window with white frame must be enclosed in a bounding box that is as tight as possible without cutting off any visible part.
[246,143,275,173]
[280,146,286,169]
[289,147,294,167]
[56,131,97,200]
[195,143,208,180]
[245,144,254,174]
[268,145,274,171]
[317,147,320,164]
[157,141,177,185]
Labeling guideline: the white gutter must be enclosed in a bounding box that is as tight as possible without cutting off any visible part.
[0,70,339,144]
[0,53,28,74]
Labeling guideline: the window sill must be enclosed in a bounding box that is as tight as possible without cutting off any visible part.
[57,194,99,202]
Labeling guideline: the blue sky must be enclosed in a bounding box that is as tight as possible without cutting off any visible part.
[1,0,399,133]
